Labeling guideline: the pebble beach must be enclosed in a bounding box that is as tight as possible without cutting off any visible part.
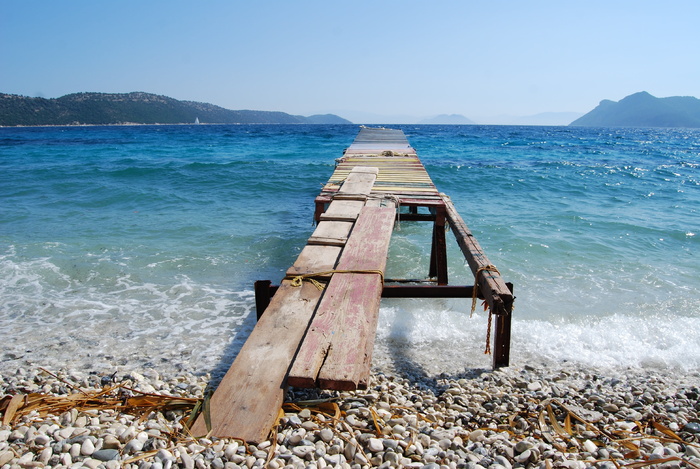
[2,361,699,469]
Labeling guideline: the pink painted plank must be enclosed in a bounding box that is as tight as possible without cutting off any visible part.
[317,272,383,390]
[335,206,396,272]
[288,206,396,390]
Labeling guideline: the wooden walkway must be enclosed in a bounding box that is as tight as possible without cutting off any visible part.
[190,127,514,443]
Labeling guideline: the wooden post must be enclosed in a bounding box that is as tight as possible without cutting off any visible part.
[492,283,513,368]
[314,199,330,223]
[254,280,272,320]
[429,207,448,285]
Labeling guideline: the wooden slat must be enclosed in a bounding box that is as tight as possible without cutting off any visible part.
[332,193,369,201]
[287,245,341,277]
[288,205,395,390]
[307,221,353,247]
[337,166,378,197]
[319,199,365,221]
[190,280,323,443]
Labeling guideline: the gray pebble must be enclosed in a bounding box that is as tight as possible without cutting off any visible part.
[683,422,700,433]
[319,428,333,443]
[93,449,121,461]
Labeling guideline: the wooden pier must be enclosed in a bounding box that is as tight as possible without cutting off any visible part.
[190,127,514,443]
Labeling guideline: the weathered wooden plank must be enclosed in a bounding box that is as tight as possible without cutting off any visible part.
[318,205,396,390]
[319,199,365,222]
[316,272,383,390]
[307,221,353,247]
[287,245,341,277]
[337,167,378,196]
[190,280,323,442]
[286,272,348,388]
[441,194,512,313]
[289,206,395,390]
[334,205,396,272]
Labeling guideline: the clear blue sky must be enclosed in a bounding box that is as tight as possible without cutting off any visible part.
[2,1,699,122]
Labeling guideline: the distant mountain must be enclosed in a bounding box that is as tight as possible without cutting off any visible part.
[0,92,351,126]
[513,112,584,126]
[571,91,700,128]
[477,112,584,126]
[418,114,475,125]
[303,113,352,124]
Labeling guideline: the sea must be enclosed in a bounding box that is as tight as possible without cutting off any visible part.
[1,124,698,380]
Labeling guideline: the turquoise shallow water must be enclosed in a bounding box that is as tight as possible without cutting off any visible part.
[1,124,698,377]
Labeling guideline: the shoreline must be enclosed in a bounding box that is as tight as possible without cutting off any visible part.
[0,122,357,129]
[2,363,699,469]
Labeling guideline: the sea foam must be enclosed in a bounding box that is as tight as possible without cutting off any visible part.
[1,124,698,378]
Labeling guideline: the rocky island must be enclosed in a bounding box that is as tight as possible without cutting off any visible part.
[571,91,700,128]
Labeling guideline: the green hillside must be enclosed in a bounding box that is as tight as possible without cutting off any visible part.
[0,92,351,126]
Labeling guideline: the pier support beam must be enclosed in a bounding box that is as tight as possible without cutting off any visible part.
[441,194,513,368]
[429,207,448,285]
[492,285,513,368]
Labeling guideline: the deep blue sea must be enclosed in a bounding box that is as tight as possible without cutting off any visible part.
[1,124,698,378]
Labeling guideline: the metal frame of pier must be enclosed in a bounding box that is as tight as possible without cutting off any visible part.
[190,127,514,443]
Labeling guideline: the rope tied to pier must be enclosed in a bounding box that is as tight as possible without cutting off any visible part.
[368,193,401,230]
[470,264,500,355]
[286,269,385,291]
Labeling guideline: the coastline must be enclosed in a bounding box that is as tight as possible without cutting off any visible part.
[2,124,699,468]
[0,122,256,128]
[2,362,699,469]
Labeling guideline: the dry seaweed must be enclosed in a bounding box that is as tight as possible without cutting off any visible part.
[0,383,200,427]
